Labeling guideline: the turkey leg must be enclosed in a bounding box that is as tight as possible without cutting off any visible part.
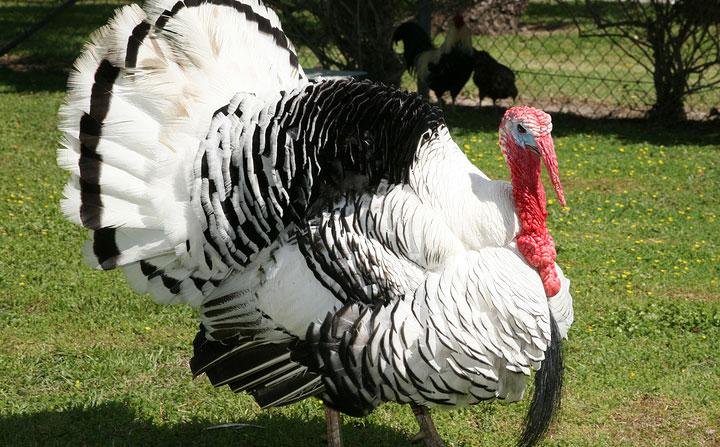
[410,405,446,447]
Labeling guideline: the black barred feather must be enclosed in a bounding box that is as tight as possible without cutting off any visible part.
[153,0,299,69]
[79,60,120,233]
[303,305,381,417]
[124,21,151,68]
[195,80,444,273]
[251,371,323,408]
[93,227,120,269]
[191,325,323,408]
[77,58,123,270]
[296,191,425,307]
[301,303,427,417]
[61,0,305,285]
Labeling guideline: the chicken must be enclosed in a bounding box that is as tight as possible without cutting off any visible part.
[472,49,518,108]
[392,15,475,104]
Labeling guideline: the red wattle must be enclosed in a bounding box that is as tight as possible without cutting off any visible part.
[517,232,560,297]
[539,264,560,297]
[506,135,560,299]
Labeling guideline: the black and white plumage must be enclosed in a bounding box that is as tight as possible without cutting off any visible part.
[472,49,519,106]
[57,1,573,445]
[392,17,475,104]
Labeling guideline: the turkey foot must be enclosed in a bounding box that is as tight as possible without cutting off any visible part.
[324,404,343,447]
[410,405,446,447]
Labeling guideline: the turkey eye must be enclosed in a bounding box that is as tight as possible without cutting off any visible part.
[517,124,527,134]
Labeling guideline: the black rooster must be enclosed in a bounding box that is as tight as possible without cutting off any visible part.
[472,49,518,108]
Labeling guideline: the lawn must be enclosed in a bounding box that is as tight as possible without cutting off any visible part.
[1,2,719,447]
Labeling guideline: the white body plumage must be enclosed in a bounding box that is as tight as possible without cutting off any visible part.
[57,0,573,416]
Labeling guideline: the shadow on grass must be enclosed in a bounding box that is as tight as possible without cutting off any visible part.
[0,401,411,447]
[0,3,121,93]
[446,105,720,148]
[0,64,68,93]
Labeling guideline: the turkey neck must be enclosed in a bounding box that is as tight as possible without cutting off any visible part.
[508,150,546,235]
[507,148,560,297]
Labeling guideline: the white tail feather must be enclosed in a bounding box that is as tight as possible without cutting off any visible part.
[58,0,305,307]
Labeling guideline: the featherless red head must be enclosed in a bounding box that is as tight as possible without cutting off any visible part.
[502,106,552,136]
[500,105,565,207]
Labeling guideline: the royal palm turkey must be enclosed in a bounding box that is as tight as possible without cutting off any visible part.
[57,1,574,446]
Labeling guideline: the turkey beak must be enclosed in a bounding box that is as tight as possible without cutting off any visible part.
[525,143,541,157]
[537,135,566,207]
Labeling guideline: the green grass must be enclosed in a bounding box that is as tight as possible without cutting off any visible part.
[1,2,720,447]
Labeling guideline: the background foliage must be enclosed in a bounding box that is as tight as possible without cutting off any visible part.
[576,0,720,121]
[1,0,719,118]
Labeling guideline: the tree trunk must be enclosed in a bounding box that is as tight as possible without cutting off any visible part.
[647,4,687,122]
[418,0,432,33]
[650,68,687,122]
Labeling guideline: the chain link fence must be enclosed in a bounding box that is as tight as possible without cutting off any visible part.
[1,0,718,119]
[469,2,719,120]
[469,24,656,117]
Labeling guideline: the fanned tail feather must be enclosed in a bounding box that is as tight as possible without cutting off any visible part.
[58,0,306,306]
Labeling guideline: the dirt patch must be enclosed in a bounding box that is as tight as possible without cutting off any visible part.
[661,289,720,302]
[610,394,719,446]
[453,93,652,120]
[0,54,65,73]
[454,88,714,121]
